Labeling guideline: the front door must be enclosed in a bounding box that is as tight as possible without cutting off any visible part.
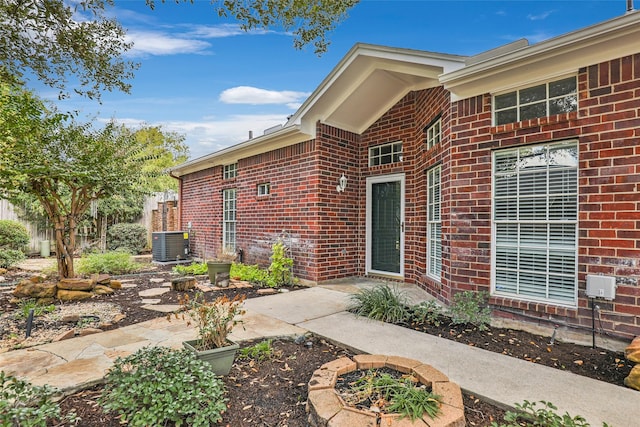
[366,174,405,277]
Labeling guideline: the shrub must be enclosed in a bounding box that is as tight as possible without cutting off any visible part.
[491,400,608,427]
[230,263,269,285]
[100,346,227,427]
[107,223,147,254]
[349,284,410,323]
[410,300,444,327]
[0,249,25,268]
[173,262,208,276]
[449,290,492,331]
[0,370,77,426]
[0,220,29,251]
[77,251,143,275]
[267,241,294,288]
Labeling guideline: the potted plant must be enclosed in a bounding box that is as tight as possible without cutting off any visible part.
[178,292,246,375]
[207,248,237,286]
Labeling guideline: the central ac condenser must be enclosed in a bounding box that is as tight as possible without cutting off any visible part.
[152,231,190,262]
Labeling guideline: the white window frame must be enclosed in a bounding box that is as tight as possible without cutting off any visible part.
[427,165,442,280]
[223,188,236,252]
[369,141,403,166]
[426,119,441,149]
[491,140,579,306]
[493,76,577,126]
[257,183,270,196]
[223,163,237,180]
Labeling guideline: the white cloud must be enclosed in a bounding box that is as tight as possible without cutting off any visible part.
[109,114,289,160]
[220,86,310,106]
[125,31,211,56]
[527,11,553,21]
[186,23,268,38]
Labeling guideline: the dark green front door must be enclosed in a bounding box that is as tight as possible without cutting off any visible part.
[370,179,402,274]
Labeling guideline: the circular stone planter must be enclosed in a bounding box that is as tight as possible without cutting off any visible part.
[306,355,465,427]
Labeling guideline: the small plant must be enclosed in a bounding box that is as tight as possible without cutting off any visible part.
[99,346,226,427]
[0,220,29,251]
[491,400,609,427]
[173,262,208,276]
[173,292,246,350]
[0,370,78,426]
[77,250,144,275]
[449,290,491,331]
[349,284,410,323]
[266,241,294,288]
[238,339,277,361]
[15,299,55,319]
[231,263,269,284]
[343,370,442,421]
[107,223,148,254]
[410,300,443,326]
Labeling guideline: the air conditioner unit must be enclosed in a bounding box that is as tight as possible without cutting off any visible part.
[152,231,190,262]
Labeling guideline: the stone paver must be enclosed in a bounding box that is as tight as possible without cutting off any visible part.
[138,287,170,297]
[140,304,182,313]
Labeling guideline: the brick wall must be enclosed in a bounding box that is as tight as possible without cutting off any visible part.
[449,55,640,339]
[151,201,179,232]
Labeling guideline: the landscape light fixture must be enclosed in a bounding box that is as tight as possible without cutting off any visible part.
[336,173,347,193]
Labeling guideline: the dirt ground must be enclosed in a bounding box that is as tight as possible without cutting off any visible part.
[0,262,635,426]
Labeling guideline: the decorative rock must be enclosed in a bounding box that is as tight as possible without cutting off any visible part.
[624,336,640,363]
[92,274,111,285]
[78,328,102,336]
[257,288,277,295]
[61,314,81,323]
[57,289,93,301]
[57,278,94,291]
[0,267,7,275]
[0,276,5,283]
[109,280,122,289]
[171,277,196,291]
[53,329,77,342]
[149,278,165,283]
[624,364,640,391]
[13,280,57,299]
[29,275,45,284]
[93,285,115,295]
[112,313,126,323]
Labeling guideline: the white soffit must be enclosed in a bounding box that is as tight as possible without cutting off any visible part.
[442,10,640,100]
[287,44,466,135]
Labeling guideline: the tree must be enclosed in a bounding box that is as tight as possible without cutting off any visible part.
[0,0,138,100]
[0,83,178,278]
[150,0,359,55]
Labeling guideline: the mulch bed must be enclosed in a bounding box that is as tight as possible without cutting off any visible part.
[0,263,635,426]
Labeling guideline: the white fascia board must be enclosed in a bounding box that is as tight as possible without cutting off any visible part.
[442,11,640,100]
[287,43,467,135]
[171,125,309,177]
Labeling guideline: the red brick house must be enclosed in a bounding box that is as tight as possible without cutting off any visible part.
[172,11,640,341]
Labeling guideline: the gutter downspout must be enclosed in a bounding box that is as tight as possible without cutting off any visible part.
[169,170,182,231]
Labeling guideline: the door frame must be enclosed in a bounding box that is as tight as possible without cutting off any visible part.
[365,173,405,278]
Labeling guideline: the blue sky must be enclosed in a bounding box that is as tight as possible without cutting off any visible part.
[41,0,629,160]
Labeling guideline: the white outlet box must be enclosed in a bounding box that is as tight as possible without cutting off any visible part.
[586,275,616,300]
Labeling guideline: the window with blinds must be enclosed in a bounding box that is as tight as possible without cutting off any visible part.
[427,165,441,279]
[492,141,578,305]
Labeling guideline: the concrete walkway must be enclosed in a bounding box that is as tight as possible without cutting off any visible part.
[1,281,637,426]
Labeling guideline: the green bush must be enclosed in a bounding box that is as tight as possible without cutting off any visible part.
[449,290,492,331]
[410,300,444,326]
[173,262,208,275]
[491,400,609,427]
[100,346,227,427]
[15,299,55,319]
[0,249,25,268]
[107,223,147,254]
[231,263,269,284]
[0,219,29,251]
[77,251,143,275]
[0,370,77,426]
[267,241,294,287]
[349,284,410,323]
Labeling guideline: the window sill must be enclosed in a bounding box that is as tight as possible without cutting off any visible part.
[491,111,578,135]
